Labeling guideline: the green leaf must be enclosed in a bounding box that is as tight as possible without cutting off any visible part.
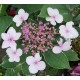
[66,4,79,11]
[0,4,2,14]
[5,68,18,76]
[21,62,31,75]
[46,68,58,76]
[0,16,12,40]
[20,54,27,63]
[12,54,27,72]
[0,72,2,76]
[43,50,70,69]
[64,50,79,61]
[0,4,8,15]
[13,4,44,14]
[74,14,80,21]
[39,4,72,22]
[1,55,18,69]
[46,68,63,76]
[13,54,31,76]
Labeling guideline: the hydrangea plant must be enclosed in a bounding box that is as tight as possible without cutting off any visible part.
[0,4,80,76]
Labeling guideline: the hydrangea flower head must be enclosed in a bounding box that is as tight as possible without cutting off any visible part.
[21,22,55,54]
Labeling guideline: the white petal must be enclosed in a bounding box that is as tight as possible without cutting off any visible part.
[23,13,29,20]
[65,26,79,39]
[14,56,20,62]
[56,14,63,23]
[35,53,42,62]
[9,57,14,62]
[18,9,29,20]
[46,17,52,21]
[70,27,79,38]
[29,65,38,74]
[47,7,59,16]
[52,46,62,54]
[7,27,16,37]
[37,61,46,70]
[9,56,20,62]
[6,48,13,57]
[46,17,56,25]
[9,41,17,50]
[59,25,67,37]
[13,15,22,27]
[26,56,35,65]
[57,38,63,45]
[16,48,22,56]
[13,15,19,22]
[59,25,66,31]
[14,33,21,40]
[66,21,74,28]
[18,9,25,15]
[16,20,22,27]
[2,41,9,49]
[1,33,9,40]
[62,40,72,51]
[50,20,56,25]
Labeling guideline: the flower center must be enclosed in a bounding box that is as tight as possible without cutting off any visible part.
[8,37,13,42]
[22,23,54,54]
[59,44,63,48]
[34,61,38,65]
[20,16,24,20]
[53,15,56,20]
[66,29,69,33]
[13,51,17,54]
